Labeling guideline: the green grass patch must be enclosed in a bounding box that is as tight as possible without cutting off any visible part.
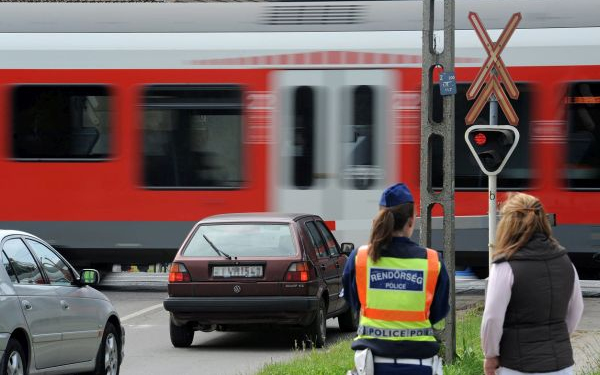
[442,306,484,375]
[257,338,354,375]
[256,304,485,375]
[256,304,600,375]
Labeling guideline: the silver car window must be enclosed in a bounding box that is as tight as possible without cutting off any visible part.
[2,238,44,285]
[1,250,18,283]
[26,239,74,285]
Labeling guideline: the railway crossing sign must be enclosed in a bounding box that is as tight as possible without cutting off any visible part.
[465,125,520,175]
[465,12,522,126]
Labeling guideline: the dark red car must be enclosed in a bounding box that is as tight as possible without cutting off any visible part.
[163,213,358,348]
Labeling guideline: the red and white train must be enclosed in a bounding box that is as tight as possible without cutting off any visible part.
[0,0,599,277]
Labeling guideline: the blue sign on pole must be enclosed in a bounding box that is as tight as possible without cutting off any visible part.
[440,71,457,96]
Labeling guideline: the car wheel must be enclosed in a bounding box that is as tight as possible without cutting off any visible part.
[0,338,26,375]
[338,305,360,332]
[305,299,326,348]
[169,318,194,348]
[93,323,121,375]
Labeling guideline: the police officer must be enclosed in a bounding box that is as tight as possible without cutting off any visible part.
[342,183,450,375]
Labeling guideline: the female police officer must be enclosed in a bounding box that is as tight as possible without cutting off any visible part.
[342,183,449,375]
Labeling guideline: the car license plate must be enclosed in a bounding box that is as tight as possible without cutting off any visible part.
[212,265,263,278]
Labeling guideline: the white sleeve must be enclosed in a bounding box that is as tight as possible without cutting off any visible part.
[566,264,584,334]
[481,262,513,358]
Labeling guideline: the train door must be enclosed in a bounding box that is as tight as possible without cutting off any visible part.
[271,70,397,246]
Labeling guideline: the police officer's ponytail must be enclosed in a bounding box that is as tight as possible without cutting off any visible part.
[369,203,414,262]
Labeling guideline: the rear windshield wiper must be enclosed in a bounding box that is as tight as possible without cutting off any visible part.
[202,234,232,260]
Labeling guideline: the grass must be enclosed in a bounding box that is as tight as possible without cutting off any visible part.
[256,305,600,375]
[256,338,354,375]
[441,306,484,375]
[256,305,484,375]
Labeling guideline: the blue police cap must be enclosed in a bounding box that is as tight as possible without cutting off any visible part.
[379,183,414,207]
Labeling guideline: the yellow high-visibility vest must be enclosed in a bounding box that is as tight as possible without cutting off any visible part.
[355,245,440,342]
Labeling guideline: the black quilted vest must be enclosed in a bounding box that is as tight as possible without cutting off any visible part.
[493,233,575,373]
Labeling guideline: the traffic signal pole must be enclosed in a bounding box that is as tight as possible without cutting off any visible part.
[463,12,522,269]
[488,81,498,267]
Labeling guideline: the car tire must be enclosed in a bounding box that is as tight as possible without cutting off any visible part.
[305,299,326,348]
[93,322,121,375]
[338,305,360,332]
[0,338,27,375]
[169,318,194,348]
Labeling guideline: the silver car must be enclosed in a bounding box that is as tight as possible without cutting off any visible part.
[0,230,124,375]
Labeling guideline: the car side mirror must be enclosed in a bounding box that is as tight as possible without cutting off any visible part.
[340,243,355,256]
[79,269,100,286]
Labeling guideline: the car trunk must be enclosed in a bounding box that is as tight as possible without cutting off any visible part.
[169,256,317,297]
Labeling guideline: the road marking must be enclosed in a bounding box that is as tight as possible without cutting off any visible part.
[121,303,164,323]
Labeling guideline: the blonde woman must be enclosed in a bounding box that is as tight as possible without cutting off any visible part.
[481,193,584,375]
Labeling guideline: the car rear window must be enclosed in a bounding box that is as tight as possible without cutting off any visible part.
[182,223,296,257]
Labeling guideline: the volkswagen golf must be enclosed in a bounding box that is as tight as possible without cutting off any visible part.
[163,213,358,348]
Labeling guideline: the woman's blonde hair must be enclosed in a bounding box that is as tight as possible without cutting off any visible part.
[494,192,555,260]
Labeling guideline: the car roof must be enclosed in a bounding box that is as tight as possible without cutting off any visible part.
[0,229,35,239]
[198,212,318,224]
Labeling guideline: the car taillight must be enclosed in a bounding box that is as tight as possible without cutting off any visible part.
[168,262,191,283]
[285,262,310,282]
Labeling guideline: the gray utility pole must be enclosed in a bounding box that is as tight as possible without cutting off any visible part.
[420,0,456,365]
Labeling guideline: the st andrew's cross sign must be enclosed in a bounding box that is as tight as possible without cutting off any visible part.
[465,12,522,126]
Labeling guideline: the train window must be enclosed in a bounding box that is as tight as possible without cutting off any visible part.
[346,85,376,190]
[12,85,111,160]
[565,82,600,189]
[142,85,243,189]
[432,82,531,190]
[293,86,315,189]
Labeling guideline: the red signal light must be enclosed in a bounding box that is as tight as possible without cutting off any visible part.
[474,132,487,146]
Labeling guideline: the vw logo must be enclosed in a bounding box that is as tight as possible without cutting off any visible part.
[233,285,241,293]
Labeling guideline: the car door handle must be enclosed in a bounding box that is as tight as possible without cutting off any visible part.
[320,264,326,271]
[21,300,32,311]
[60,300,69,310]
[335,263,340,269]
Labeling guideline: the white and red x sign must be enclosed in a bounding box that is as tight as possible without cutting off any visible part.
[465,12,522,126]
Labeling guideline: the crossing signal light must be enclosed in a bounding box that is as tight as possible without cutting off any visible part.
[473,132,487,146]
[465,125,520,176]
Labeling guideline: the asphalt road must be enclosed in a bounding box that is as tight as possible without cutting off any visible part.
[98,287,487,375]
[102,287,356,375]
[97,278,600,375]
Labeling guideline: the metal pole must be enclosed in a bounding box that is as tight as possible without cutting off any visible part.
[488,90,498,267]
[488,174,497,266]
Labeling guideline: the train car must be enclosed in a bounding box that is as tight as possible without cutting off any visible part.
[0,0,599,278]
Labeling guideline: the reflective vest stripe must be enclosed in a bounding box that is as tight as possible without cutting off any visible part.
[424,248,440,318]
[355,245,440,322]
[358,326,434,338]
[356,245,369,315]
